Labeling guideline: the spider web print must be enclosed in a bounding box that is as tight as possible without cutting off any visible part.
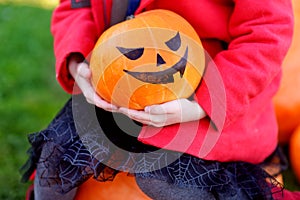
[21,95,282,199]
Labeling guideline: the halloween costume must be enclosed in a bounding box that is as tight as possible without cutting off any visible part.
[52,0,293,163]
[21,0,295,199]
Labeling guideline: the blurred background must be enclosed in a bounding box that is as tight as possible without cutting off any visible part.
[0,0,68,199]
[0,0,299,199]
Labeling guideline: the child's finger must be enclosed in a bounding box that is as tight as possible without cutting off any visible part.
[145,100,181,114]
[77,63,91,78]
[94,95,118,111]
[119,107,168,127]
[119,107,149,121]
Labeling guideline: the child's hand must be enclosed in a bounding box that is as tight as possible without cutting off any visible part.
[68,54,118,112]
[118,99,206,127]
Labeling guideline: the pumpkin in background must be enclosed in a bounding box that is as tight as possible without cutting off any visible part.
[74,172,151,200]
[289,125,300,183]
[90,9,205,110]
[273,0,300,144]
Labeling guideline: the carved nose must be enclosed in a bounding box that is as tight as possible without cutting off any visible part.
[156,53,166,66]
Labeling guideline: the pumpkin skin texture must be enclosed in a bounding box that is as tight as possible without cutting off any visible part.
[90,9,205,110]
[289,125,300,184]
[273,0,300,144]
[74,172,151,200]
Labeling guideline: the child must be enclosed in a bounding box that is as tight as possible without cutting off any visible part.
[22,0,296,199]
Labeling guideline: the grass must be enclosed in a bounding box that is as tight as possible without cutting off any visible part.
[0,3,68,199]
[0,0,58,9]
[0,2,299,200]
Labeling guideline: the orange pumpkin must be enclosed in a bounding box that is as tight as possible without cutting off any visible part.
[289,125,300,183]
[90,9,205,110]
[273,0,300,144]
[74,172,151,200]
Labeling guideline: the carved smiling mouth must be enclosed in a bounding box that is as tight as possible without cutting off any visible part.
[123,47,188,84]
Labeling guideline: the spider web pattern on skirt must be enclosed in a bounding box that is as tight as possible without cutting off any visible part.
[21,95,281,199]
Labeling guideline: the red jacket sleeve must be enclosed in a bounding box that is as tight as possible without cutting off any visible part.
[51,0,110,94]
[196,0,294,130]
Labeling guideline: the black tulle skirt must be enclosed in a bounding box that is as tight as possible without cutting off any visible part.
[21,95,286,199]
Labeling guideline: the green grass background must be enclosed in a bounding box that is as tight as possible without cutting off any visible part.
[0,1,299,200]
[0,2,68,199]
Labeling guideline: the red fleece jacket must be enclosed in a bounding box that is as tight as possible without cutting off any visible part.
[51,0,294,164]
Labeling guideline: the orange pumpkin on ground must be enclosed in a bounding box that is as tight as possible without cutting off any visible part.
[74,172,151,200]
[90,9,205,110]
[273,0,300,144]
[289,125,300,184]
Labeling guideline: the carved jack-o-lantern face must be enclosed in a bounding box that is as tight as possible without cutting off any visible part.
[120,32,188,84]
[90,9,205,110]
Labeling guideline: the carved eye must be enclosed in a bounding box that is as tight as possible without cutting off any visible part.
[165,32,181,51]
[116,46,144,60]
